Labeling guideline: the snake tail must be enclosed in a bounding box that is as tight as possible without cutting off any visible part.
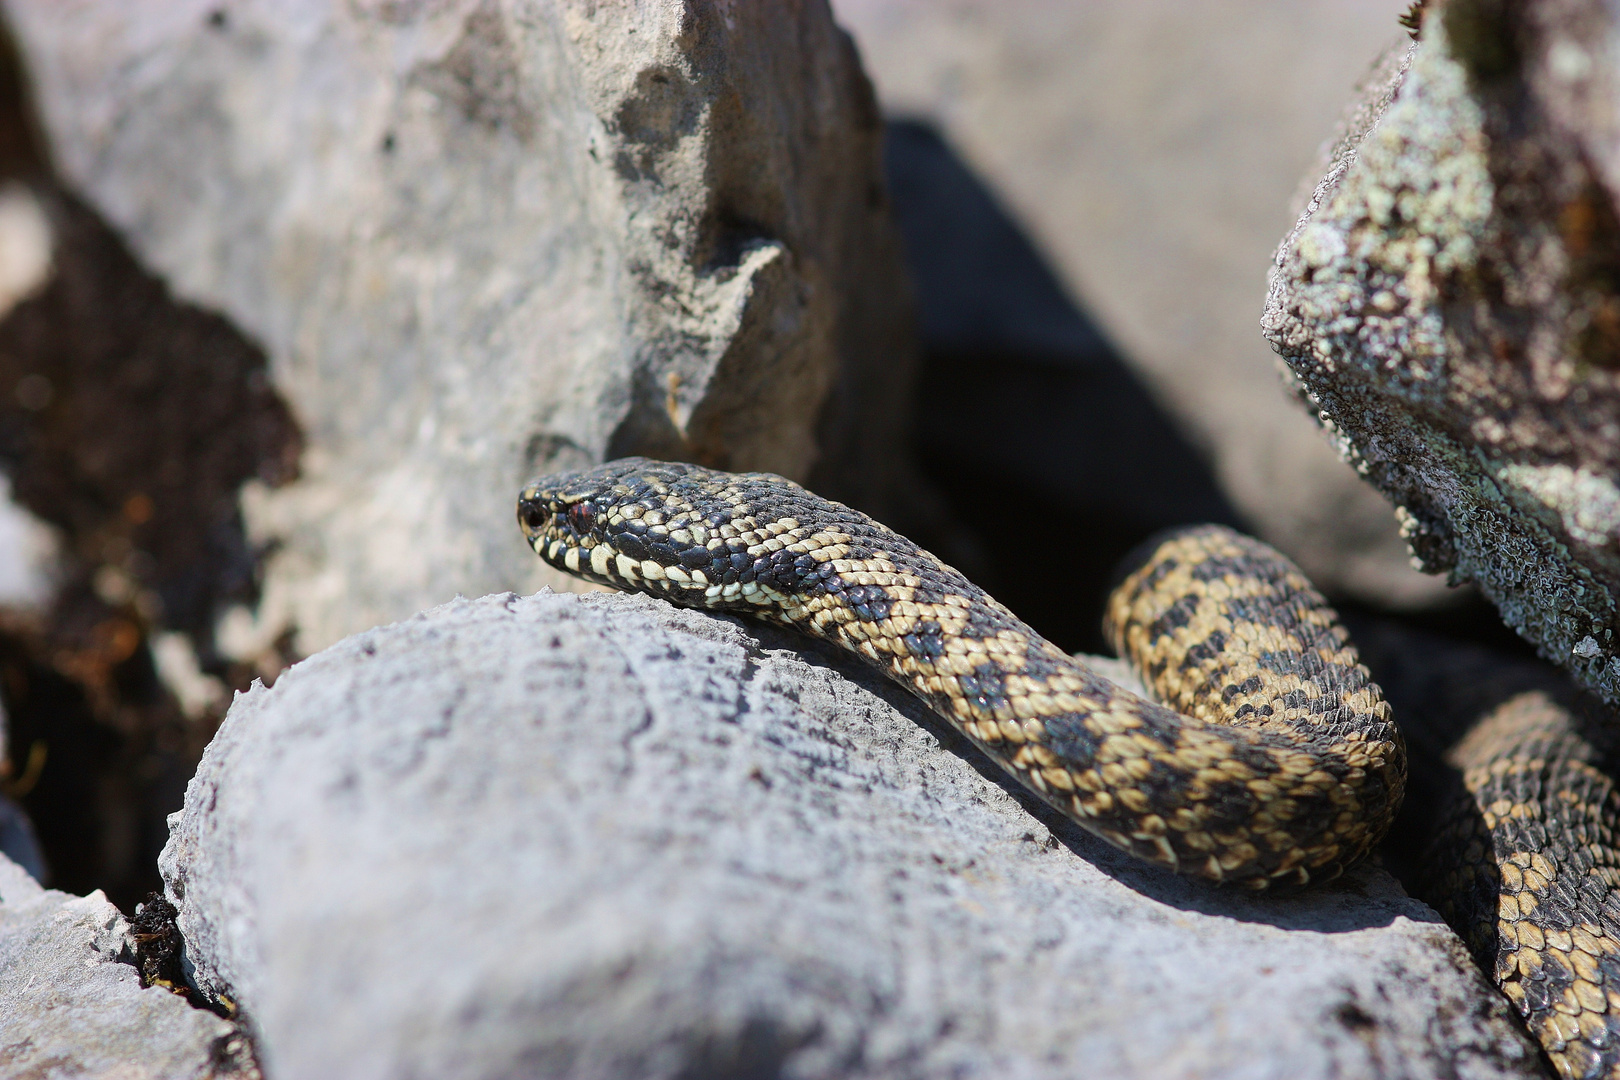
[518,458,1405,889]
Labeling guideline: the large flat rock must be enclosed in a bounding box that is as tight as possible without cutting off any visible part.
[161,589,1541,1079]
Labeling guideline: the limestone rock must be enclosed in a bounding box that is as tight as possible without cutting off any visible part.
[1265,2,1620,707]
[0,852,245,1078]
[160,589,1541,1079]
[6,0,915,654]
[833,0,1450,610]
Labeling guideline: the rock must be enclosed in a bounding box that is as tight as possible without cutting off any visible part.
[0,21,301,906]
[160,590,1541,1079]
[833,0,1452,610]
[5,0,917,656]
[1265,2,1620,707]
[0,851,247,1078]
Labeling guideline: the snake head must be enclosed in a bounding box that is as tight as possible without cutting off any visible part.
[517,461,631,587]
[518,457,819,611]
[518,457,746,597]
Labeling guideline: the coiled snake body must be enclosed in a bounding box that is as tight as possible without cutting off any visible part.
[519,457,1405,889]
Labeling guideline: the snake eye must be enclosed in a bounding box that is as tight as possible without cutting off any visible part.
[567,501,596,533]
[519,496,548,532]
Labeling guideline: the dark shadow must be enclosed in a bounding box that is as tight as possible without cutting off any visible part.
[883,119,1243,655]
[673,1016,822,1080]
[0,188,303,646]
[1343,614,1563,895]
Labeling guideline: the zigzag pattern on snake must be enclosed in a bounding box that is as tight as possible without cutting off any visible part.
[518,457,1406,890]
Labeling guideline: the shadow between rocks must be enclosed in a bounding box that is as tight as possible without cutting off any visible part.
[0,11,302,906]
[1344,615,1563,935]
[883,119,1243,657]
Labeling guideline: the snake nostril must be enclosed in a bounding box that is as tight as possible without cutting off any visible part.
[520,503,547,531]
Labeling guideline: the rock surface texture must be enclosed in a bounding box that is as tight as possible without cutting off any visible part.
[0,852,247,1078]
[1266,3,1620,706]
[5,0,915,654]
[159,590,1543,1080]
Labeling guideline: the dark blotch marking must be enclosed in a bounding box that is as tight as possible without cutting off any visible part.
[967,662,1009,712]
[1182,631,1227,670]
[904,620,945,658]
[1222,676,1264,702]
[613,532,650,561]
[1146,595,1199,643]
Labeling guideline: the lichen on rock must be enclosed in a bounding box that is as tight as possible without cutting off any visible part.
[1266,0,1620,705]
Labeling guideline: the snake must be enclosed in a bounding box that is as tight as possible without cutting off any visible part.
[518,457,1405,890]
[1397,660,1620,1080]
[518,457,1620,1074]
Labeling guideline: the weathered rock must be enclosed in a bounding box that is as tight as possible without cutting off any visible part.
[833,0,1450,610]
[0,851,247,1078]
[6,0,916,655]
[160,589,1542,1079]
[1265,1,1620,707]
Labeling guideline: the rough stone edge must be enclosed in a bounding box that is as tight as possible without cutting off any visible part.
[1263,26,1620,707]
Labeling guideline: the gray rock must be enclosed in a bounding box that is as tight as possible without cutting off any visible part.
[832,0,1451,610]
[6,0,915,655]
[161,590,1541,1079]
[1264,4,1620,707]
[0,851,244,1079]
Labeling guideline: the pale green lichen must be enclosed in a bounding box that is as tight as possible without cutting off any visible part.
[1499,464,1620,549]
[1314,20,1493,384]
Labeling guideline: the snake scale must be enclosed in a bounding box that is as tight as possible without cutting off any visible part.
[519,457,1620,1077]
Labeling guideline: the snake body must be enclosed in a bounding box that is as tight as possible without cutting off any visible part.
[519,457,1405,889]
[1414,686,1620,1079]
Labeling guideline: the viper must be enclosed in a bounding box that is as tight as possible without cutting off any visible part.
[518,457,1404,888]
[518,457,1620,1078]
